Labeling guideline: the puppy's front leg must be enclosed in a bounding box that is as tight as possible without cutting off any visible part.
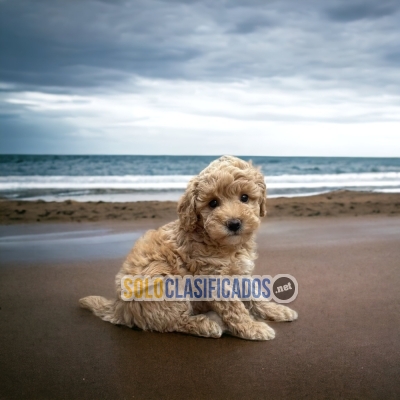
[249,300,298,322]
[210,301,275,341]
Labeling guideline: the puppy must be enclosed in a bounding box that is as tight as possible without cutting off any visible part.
[80,156,297,340]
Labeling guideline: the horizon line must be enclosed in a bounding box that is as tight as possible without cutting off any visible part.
[1,153,399,159]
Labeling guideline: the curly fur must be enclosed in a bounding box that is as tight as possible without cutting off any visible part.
[80,155,297,340]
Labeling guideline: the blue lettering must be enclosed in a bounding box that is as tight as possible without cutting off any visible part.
[222,278,230,298]
[242,278,251,299]
[262,278,271,299]
[184,278,193,298]
[165,278,174,298]
[175,278,183,299]
[194,278,203,299]
[252,278,261,298]
[232,278,241,298]
[208,278,216,298]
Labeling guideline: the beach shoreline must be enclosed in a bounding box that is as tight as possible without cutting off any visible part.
[1,190,399,224]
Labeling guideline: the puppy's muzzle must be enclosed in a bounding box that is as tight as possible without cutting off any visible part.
[226,219,242,233]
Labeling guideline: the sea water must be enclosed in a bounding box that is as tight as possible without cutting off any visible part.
[1,155,399,202]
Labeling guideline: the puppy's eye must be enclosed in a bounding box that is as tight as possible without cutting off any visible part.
[209,199,219,208]
[240,194,249,203]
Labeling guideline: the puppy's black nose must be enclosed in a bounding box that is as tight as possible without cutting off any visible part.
[227,219,242,232]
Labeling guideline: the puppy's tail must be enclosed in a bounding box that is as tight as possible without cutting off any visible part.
[79,296,121,325]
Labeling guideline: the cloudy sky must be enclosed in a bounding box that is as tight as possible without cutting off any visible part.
[1,0,400,156]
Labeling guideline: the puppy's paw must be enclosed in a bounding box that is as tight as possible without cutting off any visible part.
[257,303,298,322]
[251,322,276,341]
[233,321,275,341]
[205,311,229,333]
[207,321,224,338]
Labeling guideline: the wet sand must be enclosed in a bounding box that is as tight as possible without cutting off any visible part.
[0,216,399,399]
[1,190,400,224]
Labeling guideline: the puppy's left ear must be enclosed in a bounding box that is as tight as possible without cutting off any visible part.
[256,172,267,217]
[259,194,267,217]
[177,178,198,232]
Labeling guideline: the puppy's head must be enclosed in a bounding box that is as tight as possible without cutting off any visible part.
[178,155,267,246]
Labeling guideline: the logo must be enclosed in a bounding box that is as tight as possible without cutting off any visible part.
[272,274,298,303]
[121,274,298,303]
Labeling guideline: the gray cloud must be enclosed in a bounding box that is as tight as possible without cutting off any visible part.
[0,0,399,93]
[325,0,398,22]
[0,0,206,88]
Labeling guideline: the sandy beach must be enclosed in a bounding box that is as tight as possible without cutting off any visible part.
[1,192,400,399]
[1,190,400,224]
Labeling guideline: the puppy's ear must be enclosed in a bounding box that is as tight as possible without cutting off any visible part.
[178,179,198,232]
[256,171,267,217]
[259,194,267,217]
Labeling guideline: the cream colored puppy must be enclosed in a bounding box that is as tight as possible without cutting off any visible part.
[80,156,297,340]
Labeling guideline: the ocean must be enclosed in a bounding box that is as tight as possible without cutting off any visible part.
[0,155,399,202]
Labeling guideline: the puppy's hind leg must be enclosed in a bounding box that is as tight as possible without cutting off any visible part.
[79,296,136,327]
[79,296,120,324]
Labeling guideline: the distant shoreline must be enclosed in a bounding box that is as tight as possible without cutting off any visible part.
[1,190,399,224]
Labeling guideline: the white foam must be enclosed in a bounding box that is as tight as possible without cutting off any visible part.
[1,172,399,202]
[0,172,399,191]
[0,175,193,190]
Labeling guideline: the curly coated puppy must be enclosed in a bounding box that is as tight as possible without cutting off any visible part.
[80,156,297,340]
